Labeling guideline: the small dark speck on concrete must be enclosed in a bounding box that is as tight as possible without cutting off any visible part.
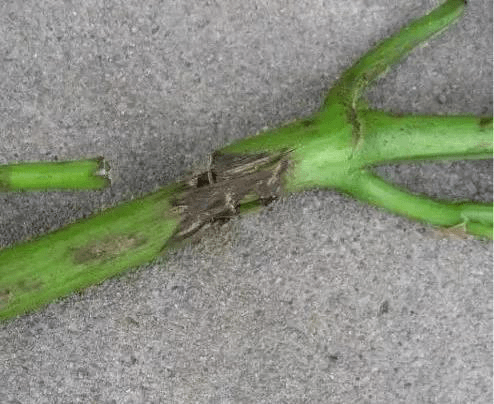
[379,300,390,315]
[437,94,447,104]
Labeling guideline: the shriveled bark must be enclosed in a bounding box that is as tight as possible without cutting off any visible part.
[168,150,293,243]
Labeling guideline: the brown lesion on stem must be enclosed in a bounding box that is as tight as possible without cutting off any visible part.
[0,279,44,310]
[0,288,12,310]
[72,234,148,264]
[168,149,293,244]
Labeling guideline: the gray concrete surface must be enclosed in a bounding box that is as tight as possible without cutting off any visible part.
[0,0,492,402]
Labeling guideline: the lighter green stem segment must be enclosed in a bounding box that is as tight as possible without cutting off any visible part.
[0,0,492,323]
[0,157,110,191]
[356,111,493,164]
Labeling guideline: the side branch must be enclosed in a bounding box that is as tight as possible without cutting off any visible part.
[342,169,493,239]
[323,0,465,111]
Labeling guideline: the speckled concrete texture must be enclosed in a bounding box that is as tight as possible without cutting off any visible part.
[0,1,492,403]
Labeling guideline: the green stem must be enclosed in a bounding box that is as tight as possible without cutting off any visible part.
[356,111,493,165]
[324,0,465,110]
[0,157,110,191]
[218,116,320,155]
[466,221,493,239]
[343,169,493,237]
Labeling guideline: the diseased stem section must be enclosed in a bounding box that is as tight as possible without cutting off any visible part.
[0,183,181,322]
[166,150,293,244]
[0,0,491,324]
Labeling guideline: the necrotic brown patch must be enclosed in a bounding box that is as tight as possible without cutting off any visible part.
[0,288,12,309]
[0,280,43,310]
[167,149,293,243]
[72,234,148,264]
[479,117,492,129]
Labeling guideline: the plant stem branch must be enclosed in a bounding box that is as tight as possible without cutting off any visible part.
[342,169,493,237]
[323,0,465,111]
[0,157,110,191]
[0,0,491,323]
